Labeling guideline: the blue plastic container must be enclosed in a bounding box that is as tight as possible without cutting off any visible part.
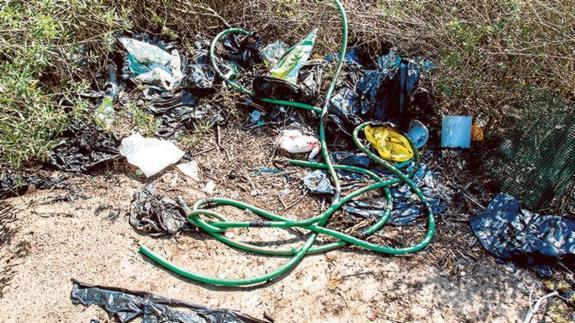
[441,116,472,148]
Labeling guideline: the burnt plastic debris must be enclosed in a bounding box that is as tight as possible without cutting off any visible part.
[70,280,267,323]
[328,49,433,134]
[130,188,192,237]
[48,124,119,173]
[470,193,575,276]
[0,173,62,199]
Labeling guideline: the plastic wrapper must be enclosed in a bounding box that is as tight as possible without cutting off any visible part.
[470,193,575,276]
[119,37,183,90]
[276,129,320,159]
[270,29,317,84]
[303,170,334,194]
[70,279,267,323]
[177,161,200,181]
[261,41,289,67]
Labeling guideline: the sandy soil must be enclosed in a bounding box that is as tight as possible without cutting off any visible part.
[0,127,544,322]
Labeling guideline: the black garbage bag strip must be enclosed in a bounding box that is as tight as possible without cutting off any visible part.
[0,174,64,199]
[129,187,193,237]
[470,193,575,276]
[70,279,268,323]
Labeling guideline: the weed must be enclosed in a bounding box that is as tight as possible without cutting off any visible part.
[125,103,160,136]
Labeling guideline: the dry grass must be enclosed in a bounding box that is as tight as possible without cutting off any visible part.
[1,0,574,169]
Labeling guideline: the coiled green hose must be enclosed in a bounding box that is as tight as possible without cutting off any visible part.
[140,0,435,287]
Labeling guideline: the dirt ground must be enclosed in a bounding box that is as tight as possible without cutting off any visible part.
[0,126,546,322]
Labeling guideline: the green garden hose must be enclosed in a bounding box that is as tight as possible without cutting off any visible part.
[139,0,435,287]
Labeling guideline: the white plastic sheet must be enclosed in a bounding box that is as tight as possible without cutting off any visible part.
[119,133,185,177]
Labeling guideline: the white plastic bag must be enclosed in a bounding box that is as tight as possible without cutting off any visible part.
[119,133,185,177]
[276,129,320,159]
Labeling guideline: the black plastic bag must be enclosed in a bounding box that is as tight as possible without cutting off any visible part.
[70,279,267,323]
[470,193,575,276]
[181,43,217,92]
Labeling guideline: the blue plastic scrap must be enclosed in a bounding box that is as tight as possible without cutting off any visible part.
[441,115,472,148]
[470,193,575,276]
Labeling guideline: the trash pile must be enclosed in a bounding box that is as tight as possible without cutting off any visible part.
[2,2,573,313]
[134,2,445,287]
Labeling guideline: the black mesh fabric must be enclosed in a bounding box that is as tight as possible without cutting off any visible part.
[487,92,575,209]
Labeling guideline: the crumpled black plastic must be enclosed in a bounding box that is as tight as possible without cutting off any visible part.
[0,173,62,199]
[470,193,575,276]
[48,124,119,172]
[129,188,192,237]
[70,279,267,323]
[328,50,425,134]
[221,33,263,69]
[141,87,223,138]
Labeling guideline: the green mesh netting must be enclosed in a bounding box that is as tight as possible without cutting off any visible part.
[487,91,575,209]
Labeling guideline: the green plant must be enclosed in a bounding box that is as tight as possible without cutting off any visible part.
[126,103,160,136]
